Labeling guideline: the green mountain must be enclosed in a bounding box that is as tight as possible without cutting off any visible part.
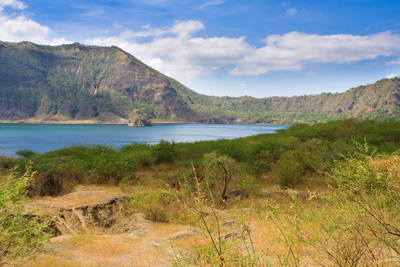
[1,41,399,124]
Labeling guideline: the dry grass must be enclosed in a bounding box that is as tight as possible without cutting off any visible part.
[26,233,173,266]
[24,255,82,267]
[69,235,132,255]
[22,182,346,266]
[25,192,329,266]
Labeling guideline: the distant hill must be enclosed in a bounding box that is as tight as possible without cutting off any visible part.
[0,41,399,124]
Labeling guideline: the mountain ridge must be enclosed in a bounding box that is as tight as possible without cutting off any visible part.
[0,41,399,124]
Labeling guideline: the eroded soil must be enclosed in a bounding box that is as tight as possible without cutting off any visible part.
[23,185,200,267]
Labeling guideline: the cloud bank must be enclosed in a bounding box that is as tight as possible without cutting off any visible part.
[231,31,400,75]
[86,21,400,79]
[87,20,251,79]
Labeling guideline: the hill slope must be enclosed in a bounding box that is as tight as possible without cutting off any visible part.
[0,41,399,124]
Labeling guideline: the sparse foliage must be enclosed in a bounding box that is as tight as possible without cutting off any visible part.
[203,151,238,202]
[0,166,51,265]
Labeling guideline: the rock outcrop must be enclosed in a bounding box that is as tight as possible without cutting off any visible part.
[128,110,152,127]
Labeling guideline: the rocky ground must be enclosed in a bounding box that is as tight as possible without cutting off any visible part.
[23,185,202,266]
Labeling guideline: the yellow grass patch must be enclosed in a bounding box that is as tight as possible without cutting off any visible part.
[23,255,82,267]
[69,235,133,256]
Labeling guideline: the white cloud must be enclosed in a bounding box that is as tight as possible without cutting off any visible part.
[0,0,27,10]
[386,74,398,79]
[48,37,71,46]
[286,8,297,16]
[115,20,203,40]
[171,20,204,37]
[85,21,400,79]
[231,31,400,75]
[0,14,50,43]
[0,1,71,45]
[86,20,251,79]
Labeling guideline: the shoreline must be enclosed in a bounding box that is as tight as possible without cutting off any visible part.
[0,120,287,126]
[0,120,114,125]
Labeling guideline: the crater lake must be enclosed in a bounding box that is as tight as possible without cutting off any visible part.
[0,123,289,156]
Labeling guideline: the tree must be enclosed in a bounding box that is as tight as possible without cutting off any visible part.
[0,166,51,265]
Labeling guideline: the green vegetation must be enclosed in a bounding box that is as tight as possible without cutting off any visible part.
[21,144,136,196]
[0,166,51,265]
[2,119,400,265]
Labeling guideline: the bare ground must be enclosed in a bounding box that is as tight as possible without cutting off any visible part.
[21,182,314,266]
[23,185,201,267]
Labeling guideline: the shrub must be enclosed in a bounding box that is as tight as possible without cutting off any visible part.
[0,166,51,264]
[27,144,136,196]
[0,156,17,170]
[130,191,176,222]
[285,121,338,141]
[130,150,155,169]
[30,156,78,196]
[275,149,317,188]
[151,139,176,164]
[90,148,135,184]
[202,151,258,203]
[119,143,154,169]
[275,154,303,188]
[203,151,238,202]
[15,149,38,159]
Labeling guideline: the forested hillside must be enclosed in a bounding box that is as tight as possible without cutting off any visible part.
[0,41,399,124]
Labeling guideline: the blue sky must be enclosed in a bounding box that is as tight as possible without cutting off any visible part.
[1,0,400,97]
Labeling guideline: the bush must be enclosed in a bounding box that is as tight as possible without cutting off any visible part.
[203,151,238,202]
[27,144,136,196]
[130,191,176,222]
[90,146,135,184]
[15,149,38,159]
[202,151,257,202]
[275,149,317,188]
[0,156,17,170]
[0,166,51,264]
[151,140,176,164]
[130,151,155,169]
[30,156,78,196]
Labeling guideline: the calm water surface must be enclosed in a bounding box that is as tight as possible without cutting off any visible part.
[0,123,288,156]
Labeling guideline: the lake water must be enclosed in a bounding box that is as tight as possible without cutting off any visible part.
[0,123,289,156]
